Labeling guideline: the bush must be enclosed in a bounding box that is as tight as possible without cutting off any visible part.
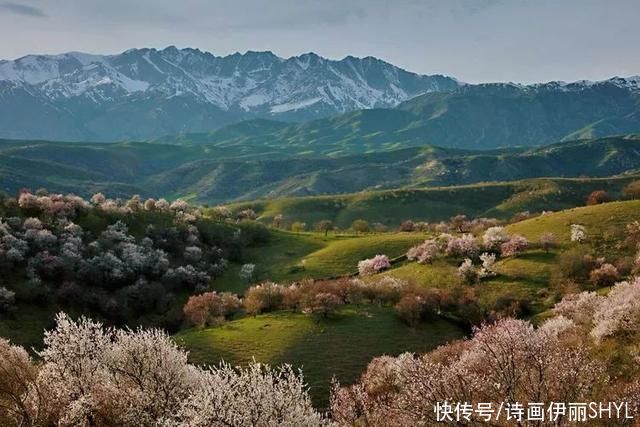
[183,291,241,327]
[552,247,598,287]
[243,282,286,315]
[589,263,620,287]
[351,219,370,233]
[399,220,415,232]
[290,221,307,232]
[457,258,478,285]
[586,190,610,206]
[622,180,640,199]
[301,292,343,317]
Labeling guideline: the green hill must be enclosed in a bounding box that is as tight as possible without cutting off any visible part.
[226,176,640,228]
[3,135,640,204]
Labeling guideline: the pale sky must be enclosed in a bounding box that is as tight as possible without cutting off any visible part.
[0,0,638,83]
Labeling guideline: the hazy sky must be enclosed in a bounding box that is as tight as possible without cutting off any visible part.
[0,0,638,83]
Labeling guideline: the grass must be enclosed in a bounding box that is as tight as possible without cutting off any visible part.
[0,304,55,351]
[300,233,426,277]
[506,200,640,244]
[176,305,464,408]
[212,231,427,292]
[227,176,640,228]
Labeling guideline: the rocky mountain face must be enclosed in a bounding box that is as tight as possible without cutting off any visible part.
[0,47,459,141]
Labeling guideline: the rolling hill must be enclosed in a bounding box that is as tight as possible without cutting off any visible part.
[2,135,640,204]
[226,176,640,227]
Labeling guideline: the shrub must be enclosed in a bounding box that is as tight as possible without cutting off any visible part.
[570,224,587,243]
[239,263,255,281]
[243,282,286,315]
[183,291,241,327]
[457,258,478,285]
[291,221,307,232]
[586,190,610,205]
[301,292,343,317]
[622,180,640,199]
[479,252,497,278]
[589,263,620,287]
[399,220,415,232]
[351,219,370,233]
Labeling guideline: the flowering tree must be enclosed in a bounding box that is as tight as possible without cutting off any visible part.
[331,317,606,426]
[358,255,391,276]
[302,292,343,317]
[589,263,620,287]
[449,214,469,233]
[478,252,497,278]
[243,282,286,315]
[457,258,478,284]
[183,291,242,327]
[482,226,509,251]
[445,233,479,258]
[170,363,324,426]
[0,313,326,426]
[590,277,640,342]
[406,239,439,264]
[570,224,587,243]
[539,232,556,253]
[239,263,255,282]
[499,234,529,257]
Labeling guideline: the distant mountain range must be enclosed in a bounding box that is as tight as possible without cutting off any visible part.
[156,77,640,152]
[2,46,640,148]
[1,135,639,203]
[0,47,457,141]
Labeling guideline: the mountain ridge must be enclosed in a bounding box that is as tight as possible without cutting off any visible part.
[0,47,459,141]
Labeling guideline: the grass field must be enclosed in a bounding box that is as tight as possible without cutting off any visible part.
[506,199,640,243]
[212,231,427,292]
[176,305,464,408]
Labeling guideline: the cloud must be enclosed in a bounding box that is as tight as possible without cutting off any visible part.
[0,2,46,18]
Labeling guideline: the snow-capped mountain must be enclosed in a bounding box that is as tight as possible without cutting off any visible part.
[0,47,459,141]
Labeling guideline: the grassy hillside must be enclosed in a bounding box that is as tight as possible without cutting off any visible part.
[226,176,640,228]
[176,306,464,408]
[397,81,640,149]
[3,135,640,203]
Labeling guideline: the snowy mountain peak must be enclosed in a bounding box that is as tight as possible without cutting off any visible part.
[0,47,460,141]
